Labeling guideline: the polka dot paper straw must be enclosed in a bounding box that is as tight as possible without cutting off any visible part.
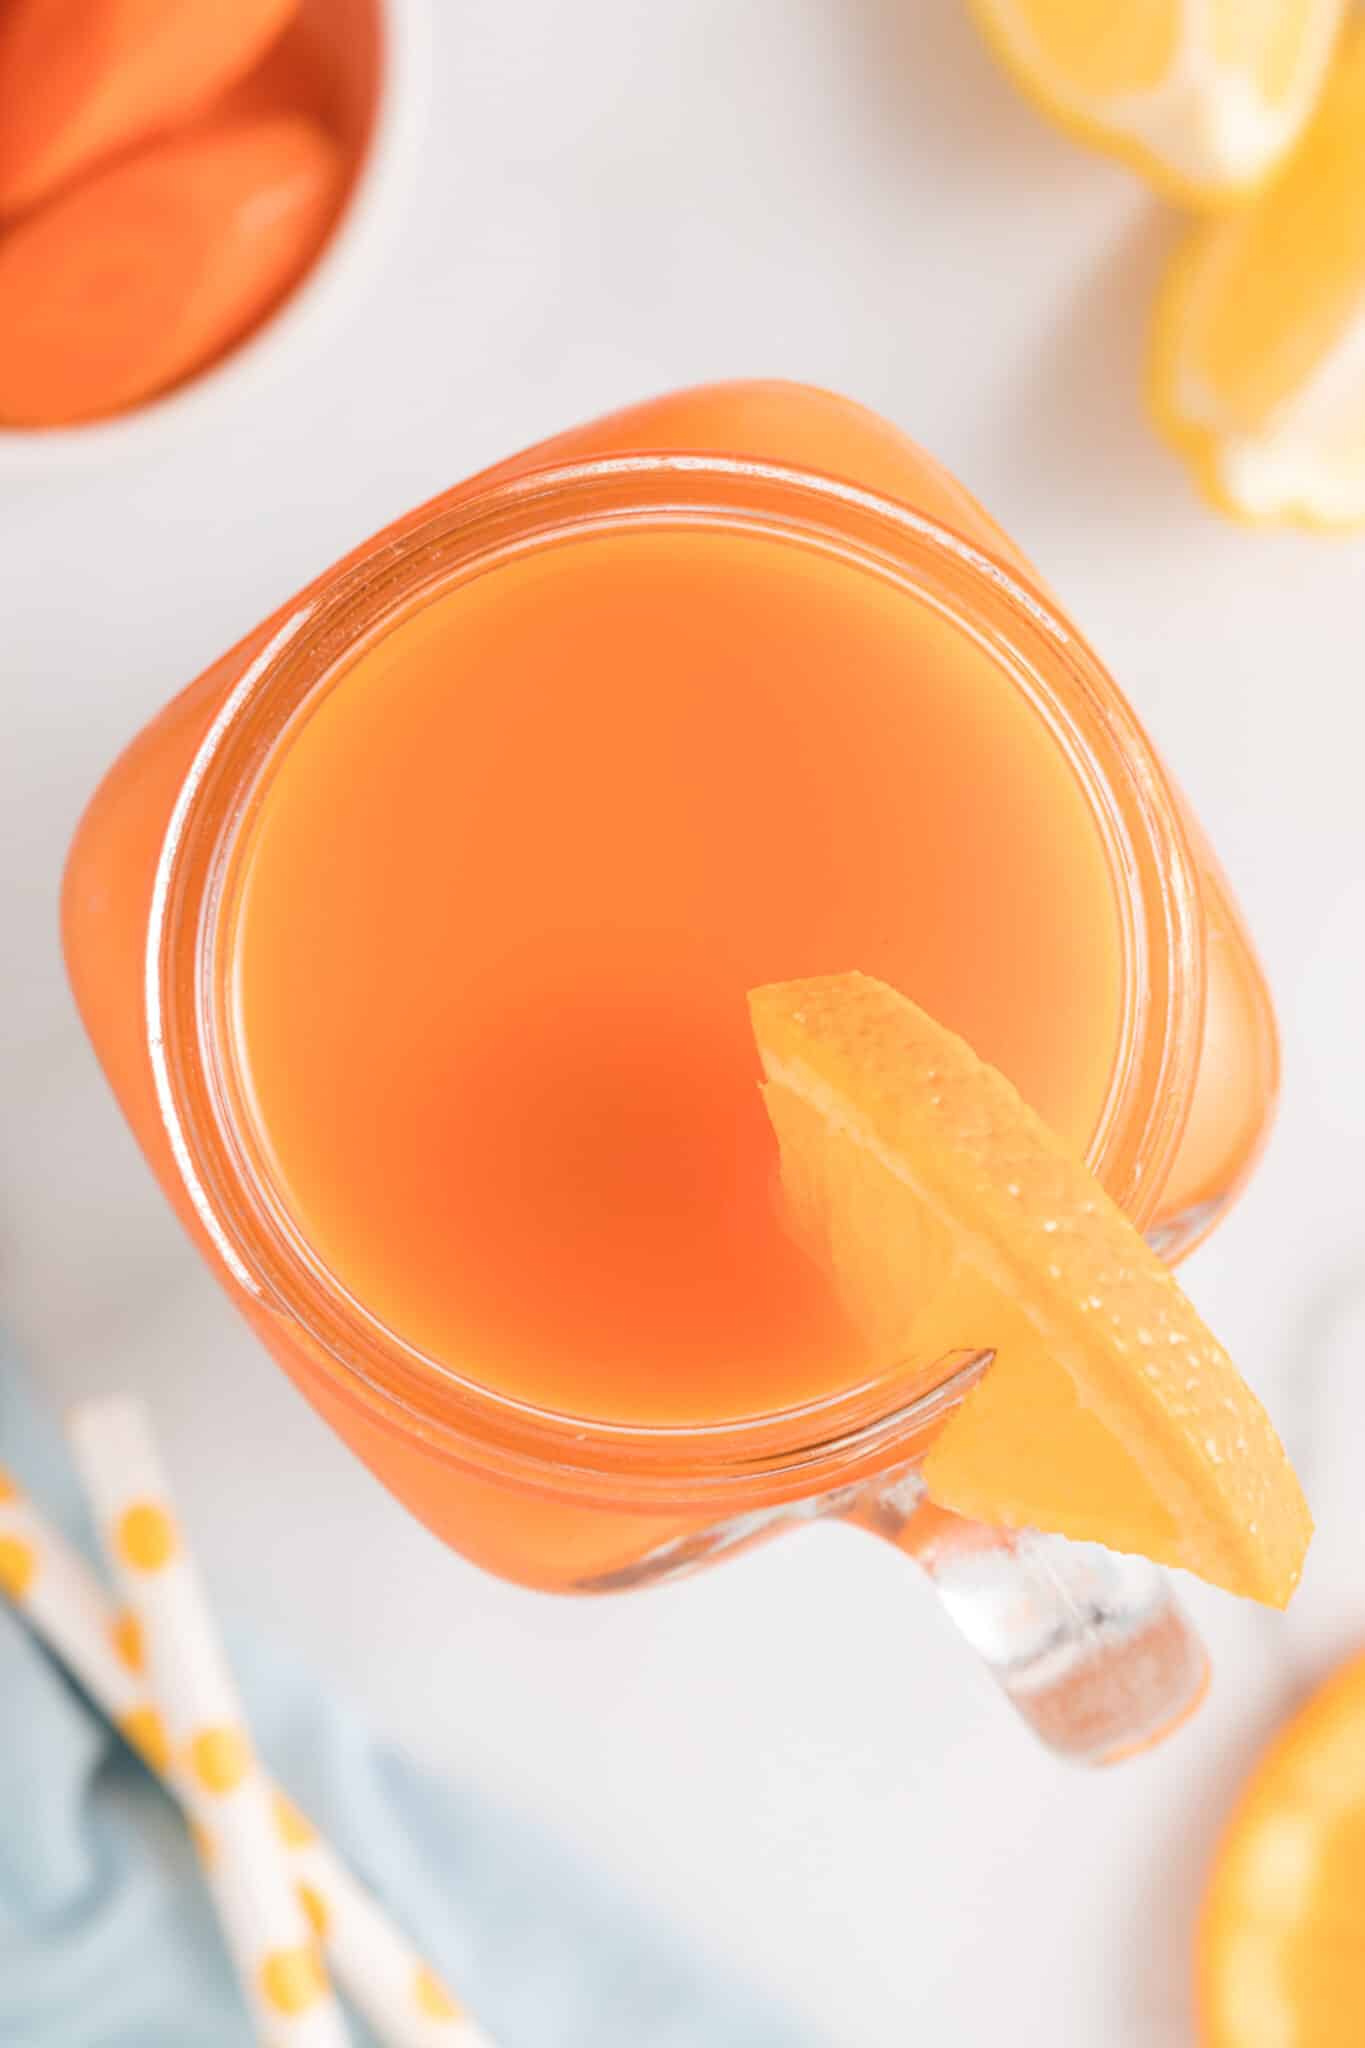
[0,1457,168,1768]
[68,1396,351,2048]
[285,1812,490,2048]
[1,1443,491,2046]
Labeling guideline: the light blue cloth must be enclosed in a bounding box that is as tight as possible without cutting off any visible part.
[0,1353,821,2047]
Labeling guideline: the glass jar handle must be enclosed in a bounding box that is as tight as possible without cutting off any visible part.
[854,1486,1209,1764]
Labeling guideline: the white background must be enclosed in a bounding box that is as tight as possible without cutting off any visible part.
[5,4,1365,2043]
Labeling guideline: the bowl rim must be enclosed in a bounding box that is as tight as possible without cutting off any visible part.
[0,0,434,467]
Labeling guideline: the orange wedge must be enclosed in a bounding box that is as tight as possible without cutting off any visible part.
[969,0,1347,208]
[1150,21,1365,529]
[748,972,1310,1606]
[1199,1650,1365,2044]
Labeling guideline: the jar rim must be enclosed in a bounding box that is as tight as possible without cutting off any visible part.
[147,453,1205,1500]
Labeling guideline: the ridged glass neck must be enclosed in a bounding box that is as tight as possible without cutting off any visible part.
[146,454,1204,1499]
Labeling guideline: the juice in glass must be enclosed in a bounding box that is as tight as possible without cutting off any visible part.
[63,383,1277,1757]
[228,524,1126,1427]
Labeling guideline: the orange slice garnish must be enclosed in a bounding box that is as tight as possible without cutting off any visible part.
[748,972,1310,1605]
[1199,1649,1365,2044]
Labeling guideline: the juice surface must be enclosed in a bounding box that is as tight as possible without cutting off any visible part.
[228,523,1126,1426]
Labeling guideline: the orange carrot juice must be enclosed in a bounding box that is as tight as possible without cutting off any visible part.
[62,382,1277,1592]
[227,525,1124,1426]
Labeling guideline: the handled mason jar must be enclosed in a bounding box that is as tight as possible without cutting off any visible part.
[62,384,1277,1762]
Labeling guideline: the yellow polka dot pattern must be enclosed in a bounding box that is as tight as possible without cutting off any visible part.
[115,1500,177,1572]
[259,1945,326,2015]
[111,1608,145,1673]
[273,1790,317,1848]
[0,1534,37,1600]
[119,1705,171,1774]
[0,1463,16,1502]
[414,1965,462,2021]
[296,1880,329,1939]
[188,1725,250,1795]
[190,1819,216,1865]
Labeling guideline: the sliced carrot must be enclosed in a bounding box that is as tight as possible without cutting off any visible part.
[213,15,340,135]
[0,0,300,216]
[0,116,343,426]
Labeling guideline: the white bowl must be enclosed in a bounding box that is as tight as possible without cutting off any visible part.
[0,0,432,471]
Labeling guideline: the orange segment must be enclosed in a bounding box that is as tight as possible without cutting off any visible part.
[748,972,1310,1605]
[1199,1650,1365,2046]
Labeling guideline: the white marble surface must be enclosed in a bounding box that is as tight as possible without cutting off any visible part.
[5,4,1365,2042]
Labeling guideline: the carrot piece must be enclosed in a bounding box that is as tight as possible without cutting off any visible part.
[0,0,301,215]
[213,15,340,134]
[0,116,343,427]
